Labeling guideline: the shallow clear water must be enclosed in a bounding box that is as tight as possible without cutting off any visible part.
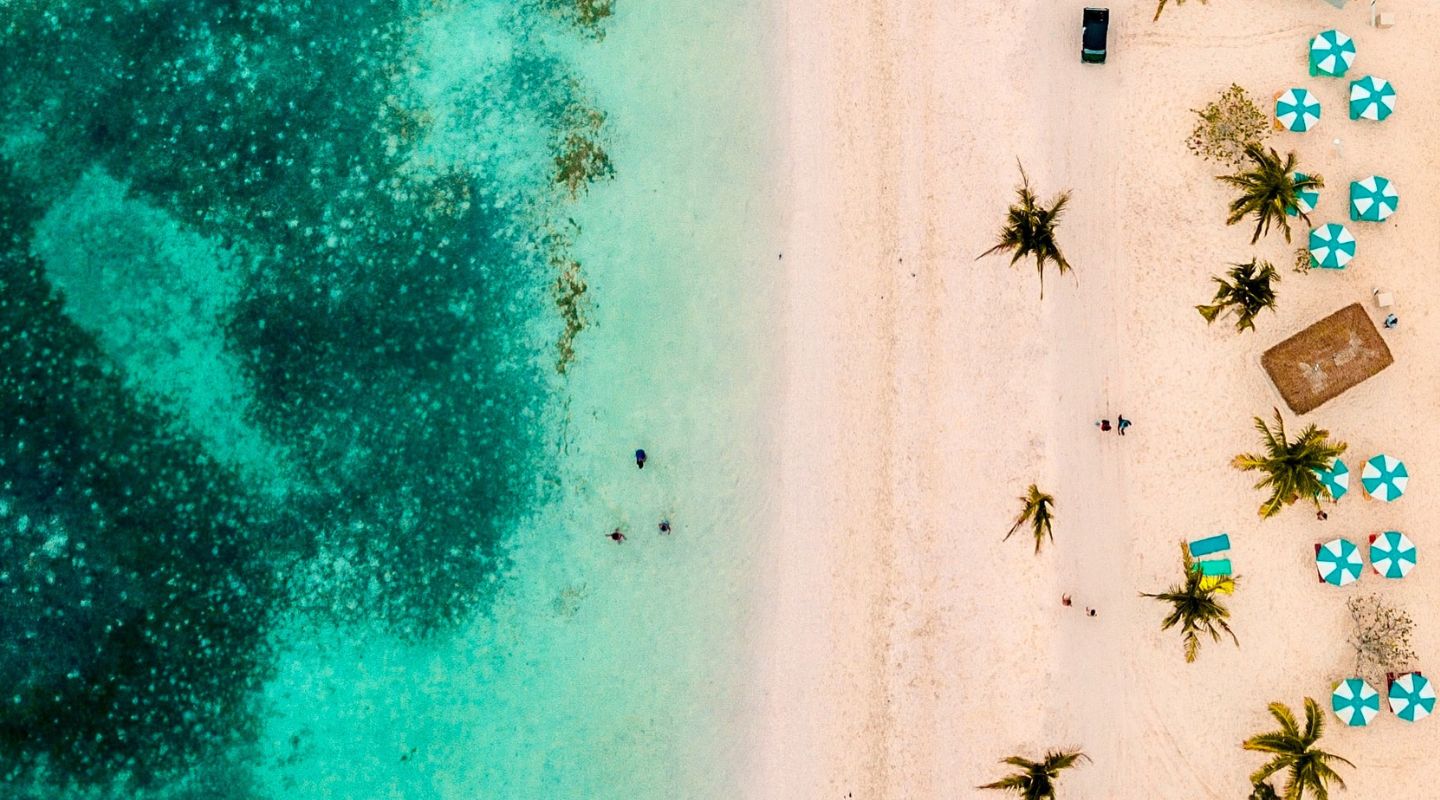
[1,0,776,797]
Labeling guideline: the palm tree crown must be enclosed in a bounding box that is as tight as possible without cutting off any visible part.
[979,749,1089,799]
[1005,484,1055,554]
[979,163,1073,299]
[1142,543,1238,662]
[1243,698,1353,800]
[1218,144,1322,244]
[1232,409,1347,519]
[1197,258,1280,333]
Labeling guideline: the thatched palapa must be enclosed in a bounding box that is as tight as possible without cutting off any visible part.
[1261,303,1393,414]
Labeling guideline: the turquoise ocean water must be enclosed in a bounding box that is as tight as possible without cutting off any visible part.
[1,1,776,797]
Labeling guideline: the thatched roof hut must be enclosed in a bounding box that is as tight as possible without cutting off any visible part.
[1261,303,1393,414]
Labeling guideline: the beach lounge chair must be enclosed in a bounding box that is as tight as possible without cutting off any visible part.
[1199,575,1235,594]
[1192,559,1232,577]
[1188,534,1230,558]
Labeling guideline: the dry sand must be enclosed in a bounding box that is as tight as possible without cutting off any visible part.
[749,0,1440,797]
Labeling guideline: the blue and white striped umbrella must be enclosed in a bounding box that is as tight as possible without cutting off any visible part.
[1370,531,1416,579]
[1362,454,1408,502]
[1276,88,1323,132]
[1350,176,1399,222]
[1310,30,1356,77]
[1332,678,1380,726]
[1287,172,1321,217]
[1349,76,1396,121]
[1313,458,1349,501]
[1389,673,1436,722]
[1309,223,1356,270]
[1316,538,1363,586]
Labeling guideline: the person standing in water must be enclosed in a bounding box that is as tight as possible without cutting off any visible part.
[607,529,626,543]
[659,520,671,534]
[635,448,647,469]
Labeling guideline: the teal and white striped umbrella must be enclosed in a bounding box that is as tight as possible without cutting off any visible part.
[1276,88,1322,131]
[1310,30,1356,77]
[1287,172,1321,217]
[1313,458,1349,500]
[1308,223,1356,270]
[1362,454,1408,502]
[1349,76,1396,121]
[1332,678,1380,726]
[1389,673,1436,722]
[1370,531,1416,579]
[1316,538,1363,586]
[1350,176,1399,222]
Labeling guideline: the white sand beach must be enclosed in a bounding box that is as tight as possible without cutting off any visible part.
[751,0,1440,796]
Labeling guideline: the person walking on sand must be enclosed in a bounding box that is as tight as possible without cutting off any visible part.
[1096,419,1112,432]
[607,529,626,543]
[1117,415,1132,436]
[634,449,647,469]
[1062,594,1072,607]
[1085,607,1097,617]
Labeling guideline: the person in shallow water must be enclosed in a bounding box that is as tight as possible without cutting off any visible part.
[607,529,626,543]
[659,520,671,534]
[635,448,647,468]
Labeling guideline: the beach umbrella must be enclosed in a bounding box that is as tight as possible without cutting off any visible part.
[1349,76,1396,121]
[1276,88,1322,132]
[1389,673,1436,722]
[1361,454,1408,501]
[1316,538,1363,586]
[1350,176,1399,222]
[1313,458,1349,500]
[1331,678,1381,726]
[1308,223,1355,270]
[1310,30,1356,77]
[1287,172,1321,217]
[1370,531,1416,578]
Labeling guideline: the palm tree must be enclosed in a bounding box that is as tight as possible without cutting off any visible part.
[1243,698,1353,800]
[1197,258,1280,333]
[1232,409,1347,519]
[1141,543,1238,662]
[1218,144,1322,244]
[1004,484,1055,554]
[979,749,1089,798]
[978,163,1073,299]
[1154,0,1206,22]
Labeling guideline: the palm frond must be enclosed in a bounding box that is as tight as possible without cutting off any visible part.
[1005,484,1055,555]
[1218,145,1309,244]
[979,163,1075,299]
[1232,409,1346,519]
[980,749,1087,797]
[1242,698,1352,800]
[1142,544,1239,662]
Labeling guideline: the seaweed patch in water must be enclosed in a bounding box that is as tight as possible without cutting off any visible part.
[540,0,618,41]
[553,257,591,375]
[554,98,617,198]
